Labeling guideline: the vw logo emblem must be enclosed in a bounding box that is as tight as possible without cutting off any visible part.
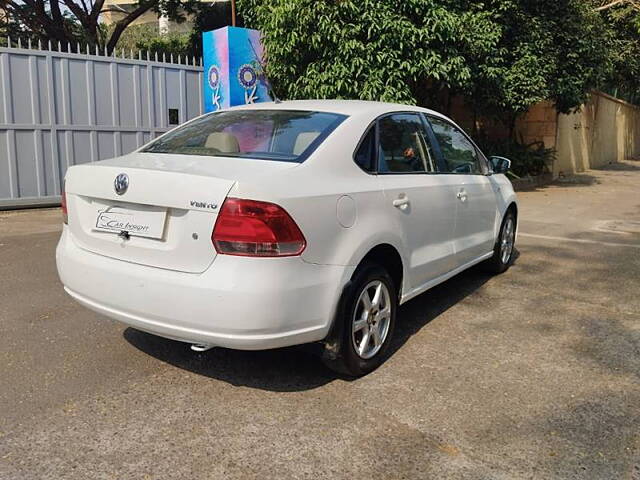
[114,173,129,195]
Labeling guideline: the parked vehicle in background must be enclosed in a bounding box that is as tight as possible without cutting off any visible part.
[56,100,517,376]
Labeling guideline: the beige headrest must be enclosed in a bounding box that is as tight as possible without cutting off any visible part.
[205,132,240,153]
[293,132,321,156]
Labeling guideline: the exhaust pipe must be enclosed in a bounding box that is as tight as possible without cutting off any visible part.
[190,344,215,352]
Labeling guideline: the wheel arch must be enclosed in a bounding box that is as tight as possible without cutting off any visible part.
[506,201,519,231]
[356,244,404,300]
[322,242,405,361]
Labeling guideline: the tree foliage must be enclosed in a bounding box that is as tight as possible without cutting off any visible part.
[113,24,192,57]
[1,0,637,120]
[465,0,611,122]
[239,0,615,126]
[595,1,640,104]
[88,3,236,59]
[0,0,199,53]
[239,0,500,106]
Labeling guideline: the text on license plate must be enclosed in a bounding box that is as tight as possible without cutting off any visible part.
[94,205,167,239]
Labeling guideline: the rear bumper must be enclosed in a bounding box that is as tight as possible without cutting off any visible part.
[56,227,353,350]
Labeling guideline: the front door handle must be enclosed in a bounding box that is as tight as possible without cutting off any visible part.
[393,195,410,209]
[457,189,468,202]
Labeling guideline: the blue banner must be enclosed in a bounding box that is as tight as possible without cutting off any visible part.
[202,27,272,113]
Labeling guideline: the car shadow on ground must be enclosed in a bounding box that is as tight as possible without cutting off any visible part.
[389,264,494,354]
[124,255,514,392]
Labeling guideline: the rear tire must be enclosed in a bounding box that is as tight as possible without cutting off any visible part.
[323,263,397,377]
[484,209,516,274]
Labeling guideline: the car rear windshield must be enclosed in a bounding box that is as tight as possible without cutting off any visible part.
[142,109,347,163]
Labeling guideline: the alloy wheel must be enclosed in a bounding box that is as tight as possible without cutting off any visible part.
[500,217,515,264]
[351,280,392,360]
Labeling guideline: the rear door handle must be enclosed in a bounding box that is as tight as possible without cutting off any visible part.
[393,195,410,209]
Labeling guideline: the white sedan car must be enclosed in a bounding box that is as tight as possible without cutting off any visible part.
[56,100,517,376]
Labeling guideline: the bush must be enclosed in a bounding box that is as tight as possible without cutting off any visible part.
[136,32,192,59]
[478,138,556,177]
[100,24,195,60]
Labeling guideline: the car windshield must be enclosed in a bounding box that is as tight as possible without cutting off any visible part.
[143,109,347,163]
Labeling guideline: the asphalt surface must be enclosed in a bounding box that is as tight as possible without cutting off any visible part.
[1,161,639,479]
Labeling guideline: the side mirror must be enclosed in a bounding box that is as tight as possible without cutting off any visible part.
[490,156,512,175]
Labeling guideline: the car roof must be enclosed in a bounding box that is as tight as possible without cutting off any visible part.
[229,99,445,118]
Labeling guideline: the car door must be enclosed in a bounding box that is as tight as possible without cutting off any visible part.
[426,115,498,266]
[374,112,457,290]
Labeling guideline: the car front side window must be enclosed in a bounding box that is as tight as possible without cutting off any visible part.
[428,116,483,175]
[377,113,436,174]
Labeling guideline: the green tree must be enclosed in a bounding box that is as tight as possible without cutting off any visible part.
[101,3,236,60]
[595,1,640,104]
[239,0,612,131]
[239,0,501,107]
[0,0,199,54]
[464,0,611,135]
[114,24,193,58]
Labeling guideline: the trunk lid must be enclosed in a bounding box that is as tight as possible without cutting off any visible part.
[64,153,297,273]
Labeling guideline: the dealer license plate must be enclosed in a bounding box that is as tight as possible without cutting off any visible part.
[93,205,167,239]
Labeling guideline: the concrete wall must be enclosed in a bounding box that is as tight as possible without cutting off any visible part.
[554,102,596,176]
[515,101,557,149]
[590,92,639,165]
[450,92,640,176]
[520,91,640,176]
[554,92,640,176]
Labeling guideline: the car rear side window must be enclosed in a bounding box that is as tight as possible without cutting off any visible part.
[354,127,376,173]
[377,113,437,174]
[143,110,347,163]
[428,116,483,174]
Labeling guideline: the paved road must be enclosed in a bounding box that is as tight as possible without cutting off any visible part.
[1,162,639,479]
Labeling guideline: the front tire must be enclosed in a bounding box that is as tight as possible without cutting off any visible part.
[323,263,397,377]
[484,209,516,274]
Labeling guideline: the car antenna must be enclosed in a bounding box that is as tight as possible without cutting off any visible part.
[248,38,281,104]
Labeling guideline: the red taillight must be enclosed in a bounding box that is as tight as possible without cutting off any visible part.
[212,198,306,257]
[61,183,68,224]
